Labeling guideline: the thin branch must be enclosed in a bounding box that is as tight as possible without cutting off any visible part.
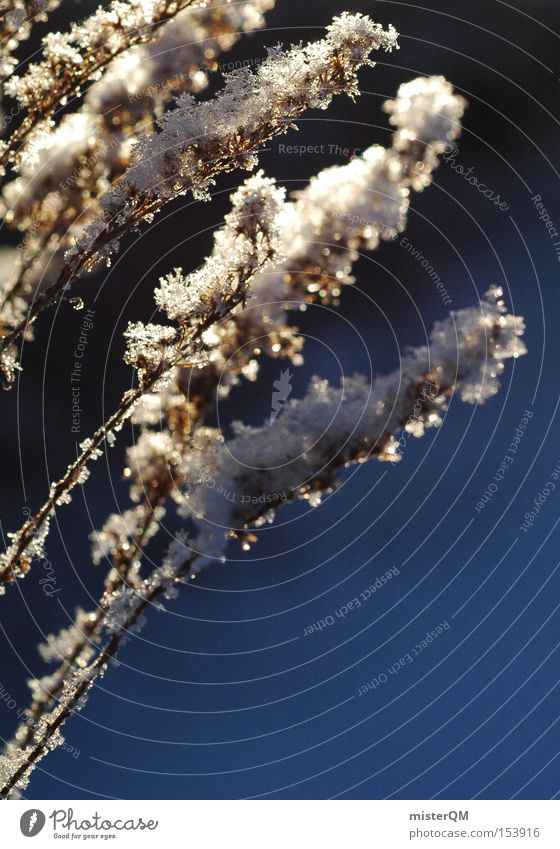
[0,550,197,797]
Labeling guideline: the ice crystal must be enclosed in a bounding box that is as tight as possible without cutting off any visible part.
[0,7,528,802]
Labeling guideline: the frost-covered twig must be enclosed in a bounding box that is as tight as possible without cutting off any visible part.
[174,288,526,568]
[0,12,398,383]
[0,0,205,169]
[0,173,284,591]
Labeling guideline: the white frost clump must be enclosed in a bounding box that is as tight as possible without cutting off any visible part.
[384,75,466,147]
[156,175,286,322]
[3,113,95,217]
[0,247,24,329]
[38,609,98,665]
[89,505,161,566]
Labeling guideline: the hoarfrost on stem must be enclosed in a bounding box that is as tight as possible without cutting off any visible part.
[176,289,526,570]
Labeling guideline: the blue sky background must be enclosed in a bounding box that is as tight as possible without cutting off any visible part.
[1,0,559,799]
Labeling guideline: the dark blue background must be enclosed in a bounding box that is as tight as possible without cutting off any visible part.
[1,0,559,799]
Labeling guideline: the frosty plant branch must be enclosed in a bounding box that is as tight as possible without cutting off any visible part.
[0,13,398,385]
[0,0,205,168]
[176,288,526,568]
[0,174,285,592]
[0,289,526,795]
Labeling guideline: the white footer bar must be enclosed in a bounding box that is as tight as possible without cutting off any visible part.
[3,800,559,848]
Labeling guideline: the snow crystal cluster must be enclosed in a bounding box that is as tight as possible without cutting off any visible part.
[0,670,85,795]
[0,432,106,590]
[156,173,285,323]
[0,0,529,800]
[0,516,50,594]
[38,609,98,665]
[125,172,285,383]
